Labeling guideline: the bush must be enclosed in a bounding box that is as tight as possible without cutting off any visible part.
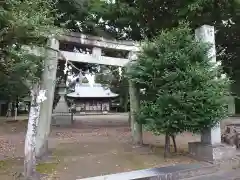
[126,23,231,156]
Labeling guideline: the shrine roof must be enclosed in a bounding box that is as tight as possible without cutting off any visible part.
[67,83,118,98]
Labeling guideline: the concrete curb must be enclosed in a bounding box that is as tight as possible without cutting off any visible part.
[77,157,240,180]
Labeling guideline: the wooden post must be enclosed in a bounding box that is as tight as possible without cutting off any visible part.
[128,52,143,145]
[36,38,59,157]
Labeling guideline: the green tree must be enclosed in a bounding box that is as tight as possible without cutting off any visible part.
[0,0,59,101]
[56,0,239,111]
[99,0,240,84]
[56,0,110,36]
[95,65,129,111]
[98,0,238,40]
[1,0,61,178]
[127,24,231,157]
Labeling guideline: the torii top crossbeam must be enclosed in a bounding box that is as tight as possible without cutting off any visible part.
[60,32,140,52]
[58,32,140,67]
[27,32,140,67]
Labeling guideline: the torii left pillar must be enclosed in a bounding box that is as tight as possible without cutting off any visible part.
[36,38,59,157]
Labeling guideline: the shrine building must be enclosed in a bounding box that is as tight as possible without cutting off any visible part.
[67,82,118,114]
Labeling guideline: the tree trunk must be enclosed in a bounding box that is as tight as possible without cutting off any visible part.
[11,102,15,116]
[14,106,17,121]
[128,111,131,127]
[14,98,18,121]
[124,90,129,112]
[129,80,143,145]
[24,83,40,179]
[6,101,12,117]
[71,111,74,124]
[171,135,177,153]
[164,133,170,158]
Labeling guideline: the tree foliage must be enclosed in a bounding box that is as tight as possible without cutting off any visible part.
[56,0,111,37]
[57,0,239,105]
[95,0,237,39]
[126,24,231,154]
[0,0,60,101]
[95,65,129,111]
[97,0,240,82]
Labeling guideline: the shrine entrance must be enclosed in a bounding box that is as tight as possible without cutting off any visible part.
[35,32,142,157]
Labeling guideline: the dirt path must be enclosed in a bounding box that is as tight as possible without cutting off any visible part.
[0,114,235,180]
[46,126,199,180]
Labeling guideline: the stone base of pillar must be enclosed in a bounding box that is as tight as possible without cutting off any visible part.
[52,113,73,126]
[188,142,238,163]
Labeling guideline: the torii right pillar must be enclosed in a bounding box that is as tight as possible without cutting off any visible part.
[128,51,143,145]
[188,25,237,163]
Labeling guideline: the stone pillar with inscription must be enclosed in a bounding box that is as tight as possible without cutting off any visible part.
[188,25,237,162]
[52,80,72,126]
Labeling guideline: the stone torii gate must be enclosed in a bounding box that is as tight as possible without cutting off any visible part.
[36,33,143,157]
[35,25,237,163]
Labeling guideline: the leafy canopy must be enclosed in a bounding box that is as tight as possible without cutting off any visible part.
[127,23,231,135]
[56,0,239,99]
[0,0,60,100]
